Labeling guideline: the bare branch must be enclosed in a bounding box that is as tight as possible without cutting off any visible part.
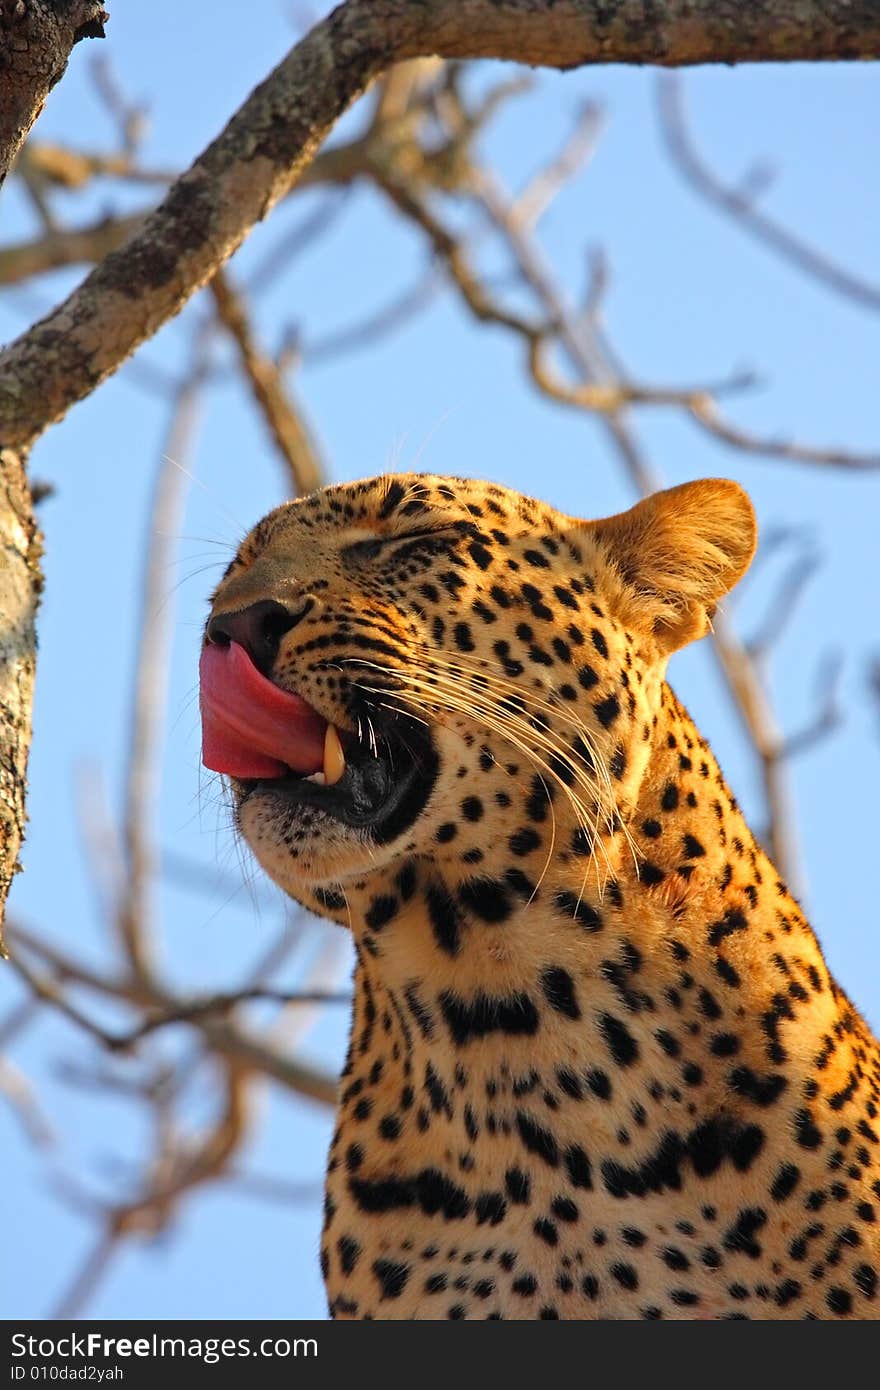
[511,99,605,231]
[746,542,822,661]
[119,344,209,981]
[0,213,144,287]
[17,139,174,188]
[0,1055,54,1146]
[209,270,325,496]
[305,264,443,363]
[4,0,880,453]
[781,651,844,760]
[658,74,880,315]
[686,394,880,471]
[87,52,147,155]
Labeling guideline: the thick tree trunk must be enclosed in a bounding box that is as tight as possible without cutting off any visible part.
[0,449,41,952]
[0,2,105,939]
[0,0,878,925]
[0,0,108,186]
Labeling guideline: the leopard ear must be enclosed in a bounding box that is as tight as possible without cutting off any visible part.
[587,479,757,653]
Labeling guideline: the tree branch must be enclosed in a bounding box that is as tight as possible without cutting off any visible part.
[3,0,880,454]
[0,0,108,185]
[657,74,880,315]
[209,270,325,496]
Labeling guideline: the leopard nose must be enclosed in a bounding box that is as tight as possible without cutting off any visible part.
[206,598,312,676]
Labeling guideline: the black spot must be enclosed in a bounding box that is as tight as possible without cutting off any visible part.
[427,885,462,956]
[578,664,599,690]
[534,1218,558,1246]
[525,773,552,823]
[379,481,406,518]
[475,1192,507,1226]
[564,1145,593,1190]
[524,549,550,569]
[826,1287,852,1316]
[416,1169,471,1220]
[591,629,608,659]
[541,966,581,1021]
[594,694,620,728]
[468,542,492,571]
[459,878,513,923]
[639,863,666,887]
[396,862,417,901]
[599,1013,639,1067]
[586,1068,612,1100]
[610,745,627,780]
[365,895,399,930]
[729,1066,787,1107]
[698,988,722,1021]
[610,1263,638,1290]
[662,1247,690,1271]
[655,1030,680,1058]
[551,1196,579,1223]
[315,885,346,911]
[337,1235,360,1275]
[715,957,741,988]
[682,834,706,858]
[708,907,748,948]
[854,1264,877,1299]
[424,1063,452,1118]
[461,796,483,822]
[722,1207,767,1259]
[516,1112,559,1167]
[795,1109,823,1150]
[512,1274,537,1297]
[661,783,679,812]
[509,827,541,856]
[554,891,603,933]
[373,1258,410,1300]
[556,1067,582,1099]
[440,990,539,1044]
[505,1168,531,1204]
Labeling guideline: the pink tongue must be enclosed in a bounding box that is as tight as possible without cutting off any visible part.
[200,641,326,779]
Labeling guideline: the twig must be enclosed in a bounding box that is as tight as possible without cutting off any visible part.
[746,544,822,660]
[246,192,352,295]
[512,99,605,231]
[104,988,351,1051]
[52,1229,118,1321]
[210,270,325,496]
[88,53,148,156]
[305,263,444,362]
[0,1056,55,1147]
[658,74,880,315]
[120,338,211,981]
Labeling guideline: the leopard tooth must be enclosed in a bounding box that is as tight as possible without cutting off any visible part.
[323,723,346,786]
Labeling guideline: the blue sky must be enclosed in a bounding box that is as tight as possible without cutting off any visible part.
[1,1,878,1320]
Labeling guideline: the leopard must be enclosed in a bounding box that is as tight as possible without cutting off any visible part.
[201,471,880,1319]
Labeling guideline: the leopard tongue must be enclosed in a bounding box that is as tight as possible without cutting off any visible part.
[199,640,326,779]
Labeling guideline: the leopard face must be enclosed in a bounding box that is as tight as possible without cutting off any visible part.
[201,473,880,1321]
[203,473,747,907]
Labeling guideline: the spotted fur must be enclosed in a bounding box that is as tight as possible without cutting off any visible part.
[207,473,879,1320]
